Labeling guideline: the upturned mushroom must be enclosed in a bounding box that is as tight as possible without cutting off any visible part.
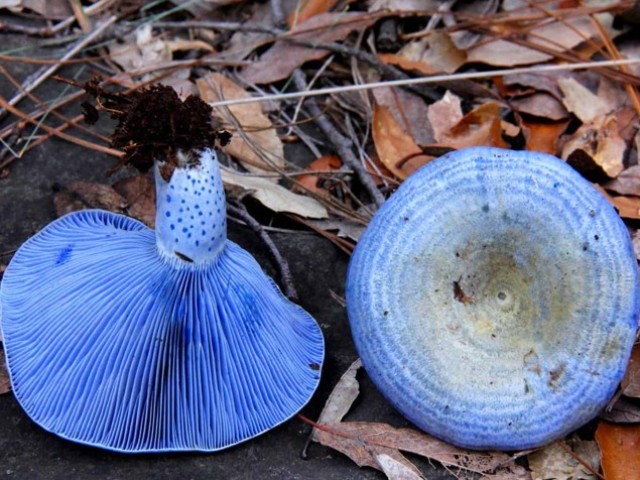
[346,146,639,450]
[0,87,324,452]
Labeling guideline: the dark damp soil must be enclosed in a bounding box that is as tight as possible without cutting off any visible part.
[0,26,455,480]
[84,82,229,176]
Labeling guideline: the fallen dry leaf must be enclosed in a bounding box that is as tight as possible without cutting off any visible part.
[296,155,342,195]
[604,166,640,197]
[15,0,72,18]
[467,13,618,67]
[377,53,435,76]
[527,441,598,480]
[600,397,640,424]
[109,25,171,76]
[221,168,328,219]
[372,87,435,146]
[365,155,395,186]
[241,12,378,84]
[225,1,279,61]
[311,359,527,479]
[197,73,284,172]
[54,182,127,217]
[166,39,214,54]
[372,103,433,179]
[558,77,613,124]
[439,102,510,150]
[622,344,640,399]
[0,343,10,395]
[502,71,564,98]
[317,421,528,479]
[380,31,466,75]
[375,453,423,480]
[427,90,463,143]
[367,0,440,12]
[597,77,634,113]
[306,218,365,242]
[312,358,362,439]
[113,174,156,228]
[511,92,569,121]
[562,116,626,180]
[520,119,570,155]
[287,0,341,27]
[595,422,640,480]
[0,0,22,9]
[608,195,640,220]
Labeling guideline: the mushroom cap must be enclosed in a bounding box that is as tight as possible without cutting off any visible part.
[346,147,639,450]
[0,210,324,452]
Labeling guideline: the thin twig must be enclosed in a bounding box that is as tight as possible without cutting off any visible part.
[227,199,299,302]
[207,57,640,109]
[0,90,84,143]
[0,65,108,144]
[1,15,117,116]
[153,19,440,102]
[270,0,287,28]
[293,70,385,208]
[0,95,123,158]
[0,0,116,37]
[555,441,605,480]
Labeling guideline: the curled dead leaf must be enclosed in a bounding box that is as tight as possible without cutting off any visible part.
[197,73,284,173]
[527,441,599,480]
[379,31,466,75]
[316,421,528,479]
[436,102,510,150]
[295,155,342,195]
[622,344,640,399]
[595,422,640,480]
[559,77,613,124]
[166,39,214,53]
[608,195,640,220]
[372,103,433,179]
[287,0,340,27]
[221,168,328,219]
[520,119,570,155]
[312,358,362,440]
[427,91,463,143]
[605,166,640,197]
[600,397,640,424]
[466,13,619,67]
[372,87,435,146]
[511,92,569,121]
[562,116,626,180]
[241,12,378,84]
[108,25,170,76]
[310,359,527,479]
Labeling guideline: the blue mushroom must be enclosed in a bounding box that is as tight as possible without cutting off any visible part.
[0,148,324,452]
[346,147,639,450]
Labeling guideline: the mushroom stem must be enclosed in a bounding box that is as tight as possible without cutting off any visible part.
[154,149,227,265]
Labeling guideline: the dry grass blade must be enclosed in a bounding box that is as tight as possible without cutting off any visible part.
[0,95,123,159]
[2,15,117,112]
